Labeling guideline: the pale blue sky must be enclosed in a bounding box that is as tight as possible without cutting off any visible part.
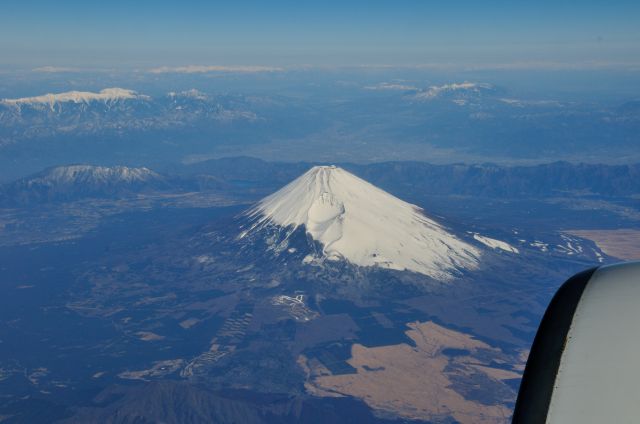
[1,0,639,69]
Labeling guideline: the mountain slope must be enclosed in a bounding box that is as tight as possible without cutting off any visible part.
[245,166,480,280]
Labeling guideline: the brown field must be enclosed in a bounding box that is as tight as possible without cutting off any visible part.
[300,321,521,424]
[567,229,640,260]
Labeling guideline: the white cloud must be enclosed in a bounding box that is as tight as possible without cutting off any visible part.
[148,65,283,74]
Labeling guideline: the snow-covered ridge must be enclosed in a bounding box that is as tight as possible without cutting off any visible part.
[364,82,418,91]
[415,82,494,99]
[245,166,481,280]
[499,98,564,108]
[39,165,160,185]
[1,88,147,108]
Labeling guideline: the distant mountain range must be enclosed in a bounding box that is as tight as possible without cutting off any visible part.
[1,83,639,181]
[181,158,640,198]
[1,159,638,207]
[0,88,261,144]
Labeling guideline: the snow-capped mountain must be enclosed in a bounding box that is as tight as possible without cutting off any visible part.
[243,166,481,280]
[413,82,498,104]
[0,88,147,110]
[0,165,168,205]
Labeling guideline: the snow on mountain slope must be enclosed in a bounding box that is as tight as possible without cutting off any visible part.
[1,88,147,109]
[167,89,208,100]
[472,233,519,254]
[245,166,481,280]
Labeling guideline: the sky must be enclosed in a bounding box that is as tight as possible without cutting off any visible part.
[1,0,639,69]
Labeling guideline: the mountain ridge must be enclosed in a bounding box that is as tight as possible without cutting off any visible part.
[2,158,640,207]
[0,88,146,109]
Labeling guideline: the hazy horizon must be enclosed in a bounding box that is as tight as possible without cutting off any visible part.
[2,1,640,69]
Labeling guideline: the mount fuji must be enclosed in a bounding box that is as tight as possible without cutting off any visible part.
[243,165,482,280]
